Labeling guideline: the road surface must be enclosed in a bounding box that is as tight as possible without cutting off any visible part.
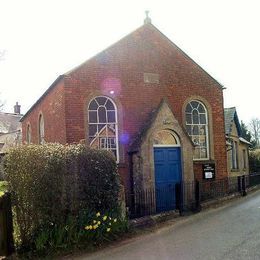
[76,190,260,260]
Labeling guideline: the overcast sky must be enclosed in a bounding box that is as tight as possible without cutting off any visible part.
[0,0,259,124]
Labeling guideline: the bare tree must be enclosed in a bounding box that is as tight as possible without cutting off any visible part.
[249,118,260,148]
[0,50,6,110]
[0,98,4,111]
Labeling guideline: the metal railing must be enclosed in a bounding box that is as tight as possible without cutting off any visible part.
[125,174,260,219]
[247,173,260,188]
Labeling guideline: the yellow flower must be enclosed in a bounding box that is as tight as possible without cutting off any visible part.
[85,226,89,230]
[96,212,101,217]
[89,225,93,230]
[109,222,112,226]
[93,220,97,224]
[103,216,107,221]
[106,228,111,232]
[97,221,101,225]
[114,218,117,223]
[93,225,98,230]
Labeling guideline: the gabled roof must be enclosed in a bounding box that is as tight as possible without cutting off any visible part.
[20,75,64,122]
[129,98,194,152]
[22,21,224,121]
[224,107,242,136]
[129,100,163,152]
[65,23,224,89]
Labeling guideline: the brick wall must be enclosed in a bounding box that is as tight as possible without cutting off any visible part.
[21,79,66,144]
[21,23,228,184]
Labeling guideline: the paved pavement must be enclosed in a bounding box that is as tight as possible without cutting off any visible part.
[75,190,260,260]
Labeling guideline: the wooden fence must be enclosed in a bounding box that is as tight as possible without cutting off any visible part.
[0,193,14,257]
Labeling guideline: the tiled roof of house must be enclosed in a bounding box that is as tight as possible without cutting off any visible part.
[0,112,22,154]
[0,112,22,134]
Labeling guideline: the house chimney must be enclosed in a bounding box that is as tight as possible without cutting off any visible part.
[144,10,152,24]
[14,102,21,114]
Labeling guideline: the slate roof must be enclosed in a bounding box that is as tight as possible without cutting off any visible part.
[224,107,235,135]
[224,107,241,136]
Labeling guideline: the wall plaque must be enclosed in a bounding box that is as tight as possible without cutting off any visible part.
[203,163,215,179]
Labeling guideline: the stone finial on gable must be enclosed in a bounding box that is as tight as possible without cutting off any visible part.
[144,10,152,24]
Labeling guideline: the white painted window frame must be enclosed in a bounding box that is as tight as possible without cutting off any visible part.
[39,114,45,144]
[88,96,119,163]
[153,131,181,148]
[185,100,209,161]
[26,123,31,144]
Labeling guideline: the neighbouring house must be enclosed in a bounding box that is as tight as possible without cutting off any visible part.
[20,15,228,212]
[0,102,22,155]
[224,107,250,177]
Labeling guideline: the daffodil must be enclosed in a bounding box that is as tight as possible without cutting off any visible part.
[85,226,89,230]
[89,225,93,230]
[106,227,111,232]
[96,212,101,217]
[103,215,107,221]
[114,218,117,223]
[97,221,101,225]
[93,225,98,230]
[93,220,97,224]
[109,222,112,226]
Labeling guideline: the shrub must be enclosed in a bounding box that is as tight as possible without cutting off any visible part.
[2,143,122,253]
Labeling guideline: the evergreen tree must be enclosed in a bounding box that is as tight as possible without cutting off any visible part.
[241,120,256,149]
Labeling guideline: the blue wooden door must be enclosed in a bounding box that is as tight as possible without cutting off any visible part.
[154,147,182,212]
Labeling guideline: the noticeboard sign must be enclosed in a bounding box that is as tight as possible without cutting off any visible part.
[203,163,215,179]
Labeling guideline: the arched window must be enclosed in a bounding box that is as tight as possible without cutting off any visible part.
[185,100,209,160]
[26,123,31,144]
[88,96,118,161]
[38,114,45,144]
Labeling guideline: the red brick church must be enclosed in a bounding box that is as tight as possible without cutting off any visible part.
[21,15,227,193]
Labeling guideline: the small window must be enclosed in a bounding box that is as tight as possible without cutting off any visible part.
[243,149,247,169]
[39,114,45,144]
[88,96,118,162]
[231,140,238,169]
[26,124,31,144]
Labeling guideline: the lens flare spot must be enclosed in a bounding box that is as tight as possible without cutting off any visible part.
[120,133,130,145]
[101,77,121,96]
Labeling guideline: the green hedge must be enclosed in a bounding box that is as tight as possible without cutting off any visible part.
[3,143,122,252]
